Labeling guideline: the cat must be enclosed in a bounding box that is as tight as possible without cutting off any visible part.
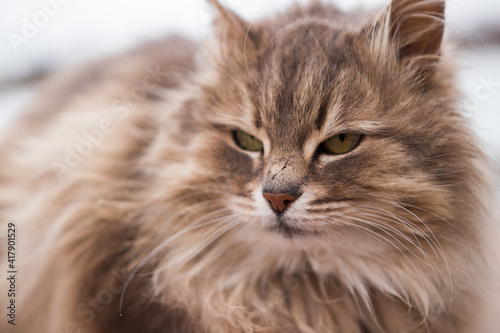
[0,0,498,332]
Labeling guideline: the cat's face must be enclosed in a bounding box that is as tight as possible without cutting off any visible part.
[183,0,466,251]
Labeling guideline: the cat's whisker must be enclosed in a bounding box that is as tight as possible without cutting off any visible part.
[383,211,438,260]
[401,201,472,271]
[358,211,428,254]
[97,199,234,278]
[354,202,440,250]
[356,204,428,237]
[351,212,422,245]
[355,208,432,252]
[310,203,426,247]
[321,224,345,249]
[381,200,454,302]
[402,202,458,232]
[348,216,438,272]
[355,208,439,264]
[355,203,450,284]
[119,206,234,315]
[160,218,241,272]
[331,216,428,303]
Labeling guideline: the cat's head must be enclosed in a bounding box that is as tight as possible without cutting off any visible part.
[176,0,481,256]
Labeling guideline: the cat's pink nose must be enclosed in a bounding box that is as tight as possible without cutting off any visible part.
[263,193,296,213]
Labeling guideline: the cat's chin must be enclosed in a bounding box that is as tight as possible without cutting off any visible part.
[267,216,321,238]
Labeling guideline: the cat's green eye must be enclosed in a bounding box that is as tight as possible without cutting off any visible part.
[233,130,264,152]
[321,133,362,155]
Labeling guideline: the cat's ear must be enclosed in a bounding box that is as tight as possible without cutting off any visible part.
[368,0,445,62]
[367,0,445,83]
[208,0,267,67]
[389,0,445,59]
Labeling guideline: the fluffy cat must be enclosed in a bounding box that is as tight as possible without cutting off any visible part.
[0,0,497,332]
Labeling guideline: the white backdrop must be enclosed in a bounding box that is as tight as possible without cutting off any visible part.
[0,0,499,82]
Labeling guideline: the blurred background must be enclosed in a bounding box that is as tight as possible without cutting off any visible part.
[0,0,499,188]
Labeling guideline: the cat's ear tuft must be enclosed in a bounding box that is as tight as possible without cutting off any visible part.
[389,0,445,59]
[208,0,267,67]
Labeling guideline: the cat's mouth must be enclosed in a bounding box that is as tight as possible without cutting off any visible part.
[268,217,320,238]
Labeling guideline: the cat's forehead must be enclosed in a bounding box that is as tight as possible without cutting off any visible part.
[250,24,375,144]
